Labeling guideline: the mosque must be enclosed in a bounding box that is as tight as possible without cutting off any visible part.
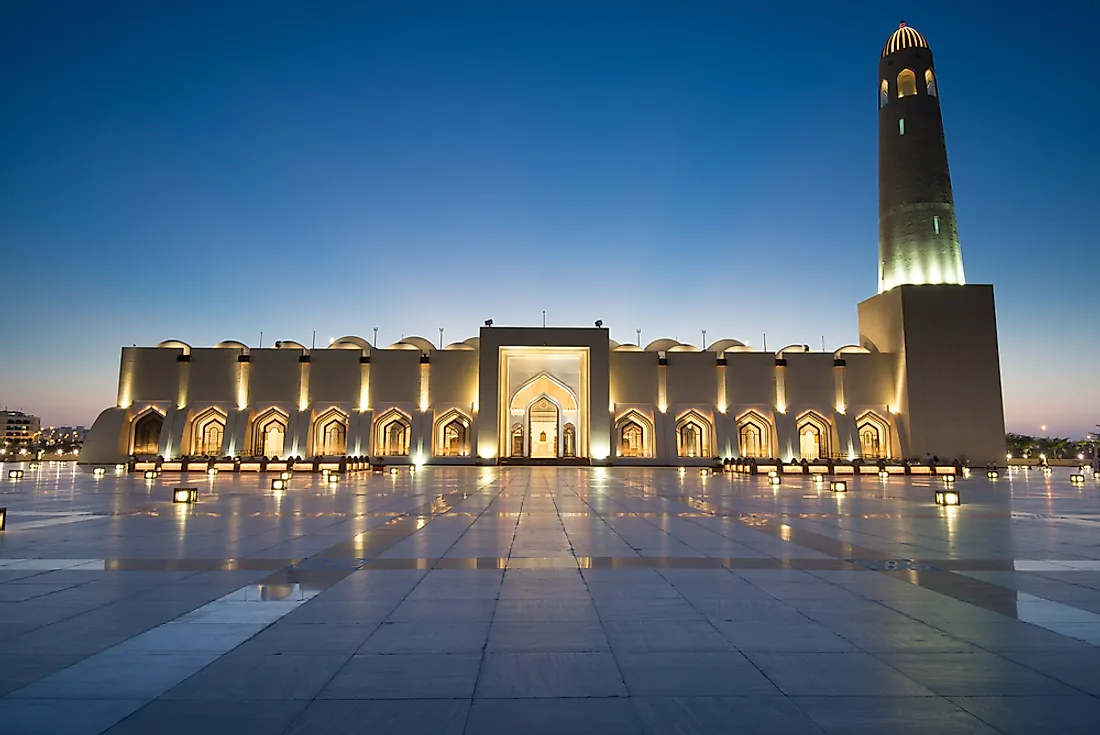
[81,24,1006,469]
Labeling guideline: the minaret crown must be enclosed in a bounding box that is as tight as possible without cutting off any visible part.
[882,24,929,58]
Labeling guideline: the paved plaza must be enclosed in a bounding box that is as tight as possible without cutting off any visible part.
[1,464,1100,733]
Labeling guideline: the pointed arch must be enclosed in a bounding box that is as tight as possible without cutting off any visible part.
[796,410,832,460]
[675,410,713,459]
[374,407,411,457]
[509,372,579,413]
[737,410,772,459]
[190,407,227,457]
[615,410,654,458]
[897,69,917,98]
[856,411,891,459]
[526,395,561,459]
[510,422,524,458]
[924,68,937,97]
[130,407,165,456]
[562,423,576,458]
[313,407,349,457]
[434,409,471,457]
[250,407,289,458]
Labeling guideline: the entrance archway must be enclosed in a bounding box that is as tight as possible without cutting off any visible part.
[529,397,558,458]
[131,410,163,456]
[507,373,580,459]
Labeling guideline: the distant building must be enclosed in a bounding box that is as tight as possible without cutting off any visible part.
[1,410,41,443]
[82,24,1006,466]
[40,425,88,445]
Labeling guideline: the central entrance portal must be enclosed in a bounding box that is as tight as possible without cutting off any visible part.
[529,397,558,458]
[506,372,581,459]
[480,332,610,463]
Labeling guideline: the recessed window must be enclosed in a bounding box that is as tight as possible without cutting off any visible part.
[925,69,937,97]
[933,215,940,234]
[899,118,905,135]
[879,79,889,108]
[897,69,917,97]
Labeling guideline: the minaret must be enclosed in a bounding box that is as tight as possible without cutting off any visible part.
[877,22,964,293]
[859,22,1005,465]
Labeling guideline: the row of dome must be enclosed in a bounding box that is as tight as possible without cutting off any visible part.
[155,337,873,358]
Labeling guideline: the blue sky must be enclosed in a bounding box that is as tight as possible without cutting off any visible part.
[1,1,1097,436]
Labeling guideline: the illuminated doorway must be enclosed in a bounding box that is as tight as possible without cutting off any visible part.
[528,397,558,459]
[799,426,821,460]
[506,371,581,459]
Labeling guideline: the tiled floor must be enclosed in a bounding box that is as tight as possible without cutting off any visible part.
[2,463,1100,733]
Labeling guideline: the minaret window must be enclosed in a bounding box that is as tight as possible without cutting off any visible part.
[897,69,917,98]
[879,80,889,108]
[899,119,905,135]
[934,216,940,234]
[925,69,937,96]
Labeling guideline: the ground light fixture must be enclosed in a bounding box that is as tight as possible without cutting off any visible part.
[769,475,781,486]
[0,507,6,531]
[409,465,417,474]
[321,469,330,477]
[207,468,218,477]
[29,463,39,470]
[144,470,159,480]
[878,470,889,479]
[93,467,106,477]
[173,487,199,504]
[831,481,848,493]
[700,468,710,477]
[987,470,999,479]
[280,471,292,480]
[271,478,287,490]
[390,467,400,475]
[767,471,778,478]
[812,474,826,484]
[935,488,961,505]
[677,467,686,474]
[327,473,340,484]
[115,464,126,471]
[8,470,24,479]
[942,474,956,484]
[1070,474,1085,484]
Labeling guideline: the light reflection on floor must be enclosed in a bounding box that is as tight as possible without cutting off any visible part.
[1,464,1100,733]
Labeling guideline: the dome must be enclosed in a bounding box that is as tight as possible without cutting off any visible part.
[882,23,928,58]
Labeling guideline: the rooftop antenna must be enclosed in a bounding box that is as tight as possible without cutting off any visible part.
[821,335,825,352]
[373,326,378,345]
[636,328,641,346]
[259,331,263,349]
[701,329,707,350]
[312,330,316,350]
[542,310,546,328]
[763,333,767,352]
[438,327,444,348]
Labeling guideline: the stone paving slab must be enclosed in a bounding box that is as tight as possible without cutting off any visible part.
[2,466,1100,732]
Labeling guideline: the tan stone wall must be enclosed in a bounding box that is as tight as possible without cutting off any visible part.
[859,284,1005,464]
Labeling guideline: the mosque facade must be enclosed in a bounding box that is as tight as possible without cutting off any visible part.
[81,24,1006,468]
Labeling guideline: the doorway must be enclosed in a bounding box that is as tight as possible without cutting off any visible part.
[528,397,558,458]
